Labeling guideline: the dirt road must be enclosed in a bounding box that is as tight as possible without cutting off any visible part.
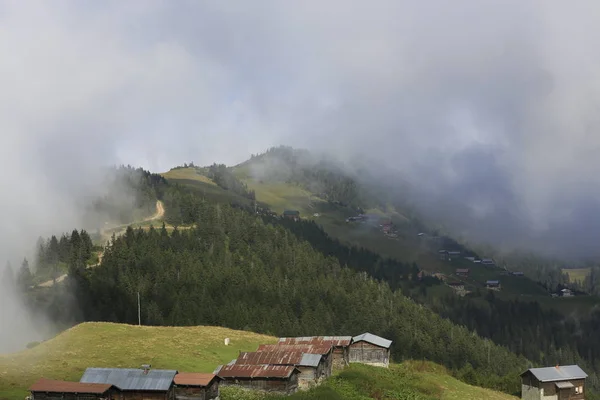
[37,201,163,288]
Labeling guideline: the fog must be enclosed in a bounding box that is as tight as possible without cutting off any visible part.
[1,0,600,350]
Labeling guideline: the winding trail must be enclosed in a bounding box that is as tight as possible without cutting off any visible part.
[37,201,164,288]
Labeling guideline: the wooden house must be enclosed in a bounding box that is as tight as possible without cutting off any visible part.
[29,378,117,400]
[173,373,221,400]
[486,280,501,290]
[438,250,448,261]
[521,365,588,400]
[512,272,524,276]
[215,364,300,394]
[277,336,352,371]
[455,268,470,277]
[561,288,574,297]
[481,258,495,266]
[80,366,177,400]
[235,350,325,389]
[282,210,300,221]
[348,333,392,368]
[448,282,465,291]
[256,344,334,377]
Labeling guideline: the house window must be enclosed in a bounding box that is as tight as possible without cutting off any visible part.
[575,385,584,394]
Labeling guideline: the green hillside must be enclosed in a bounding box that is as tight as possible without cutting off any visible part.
[0,323,516,400]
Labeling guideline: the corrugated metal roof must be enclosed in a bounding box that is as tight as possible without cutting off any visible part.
[522,365,588,382]
[217,364,298,379]
[456,269,470,273]
[257,344,332,355]
[278,336,352,347]
[555,381,575,389]
[352,333,393,349]
[174,373,220,387]
[29,378,114,394]
[236,351,321,367]
[80,368,177,391]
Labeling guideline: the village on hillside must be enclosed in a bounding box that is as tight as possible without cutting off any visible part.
[27,332,393,399]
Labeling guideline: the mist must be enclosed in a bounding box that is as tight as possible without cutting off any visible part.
[2,0,600,350]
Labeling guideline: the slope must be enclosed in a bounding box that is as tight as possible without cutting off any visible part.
[0,322,276,400]
[0,323,517,400]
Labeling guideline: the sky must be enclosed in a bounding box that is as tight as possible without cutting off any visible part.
[2,0,600,350]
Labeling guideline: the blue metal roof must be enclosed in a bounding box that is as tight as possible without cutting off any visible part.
[352,333,392,349]
[522,365,588,382]
[80,368,177,391]
[299,353,323,367]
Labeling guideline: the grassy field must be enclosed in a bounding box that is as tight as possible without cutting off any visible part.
[222,361,518,400]
[0,323,516,400]
[161,167,217,186]
[562,267,591,283]
[0,322,276,400]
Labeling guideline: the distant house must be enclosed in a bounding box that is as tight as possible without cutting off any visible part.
[486,280,501,290]
[256,344,333,377]
[215,364,300,394]
[464,256,475,262]
[448,282,465,291]
[29,378,117,400]
[282,210,300,221]
[512,272,524,276]
[473,259,482,263]
[456,268,470,277]
[561,288,574,297]
[438,250,448,261]
[521,364,588,400]
[481,259,495,266]
[80,366,177,400]
[348,333,392,368]
[277,336,352,371]
[235,351,326,389]
[173,373,221,400]
[447,251,461,260]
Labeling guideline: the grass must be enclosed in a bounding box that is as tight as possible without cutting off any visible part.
[0,322,276,400]
[221,361,517,400]
[562,268,591,283]
[0,323,516,400]
[161,167,218,186]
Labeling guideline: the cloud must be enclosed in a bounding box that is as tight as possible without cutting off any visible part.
[2,0,600,350]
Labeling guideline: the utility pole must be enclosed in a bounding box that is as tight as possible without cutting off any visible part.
[137,291,141,326]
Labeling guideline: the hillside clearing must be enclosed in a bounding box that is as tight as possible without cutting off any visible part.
[563,267,591,283]
[0,323,517,400]
[161,168,217,186]
[0,322,276,400]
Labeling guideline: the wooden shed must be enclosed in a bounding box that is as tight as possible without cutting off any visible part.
[29,378,117,400]
[215,364,300,394]
[349,333,393,368]
[256,344,334,378]
[521,365,588,400]
[80,366,177,400]
[235,350,325,389]
[277,336,352,371]
[173,373,221,400]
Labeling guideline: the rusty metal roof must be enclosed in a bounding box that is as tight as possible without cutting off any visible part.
[217,364,299,379]
[257,344,332,355]
[236,351,322,367]
[29,378,114,394]
[278,336,352,347]
[174,373,220,387]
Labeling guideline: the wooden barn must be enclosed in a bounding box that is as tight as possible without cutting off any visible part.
[256,344,334,377]
[349,333,393,368]
[456,268,470,277]
[277,336,352,371]
[282,210,300,221]
[215,364,300,394]
[80,366,177,400]
[29,378,117,400]
[173,373,221,400]
[235,350,325,389]
[520,364,587,400]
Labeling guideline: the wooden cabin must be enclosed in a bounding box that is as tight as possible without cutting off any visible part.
[29,378,117,400]
[173,373,221,400]
[348,333,392,368]
[277,336,352,371]
[521,365,588,400]
[80,366,177,400]
[215,364,300,394]
[235,350,326,389]
[455,268,470,277]
[256,344,334,377]
[282,210,300,221]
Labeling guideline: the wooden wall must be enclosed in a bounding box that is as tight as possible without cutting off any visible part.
[348,342,390,367]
